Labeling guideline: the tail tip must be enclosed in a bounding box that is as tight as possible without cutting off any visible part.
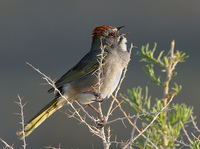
[16,130,26,140]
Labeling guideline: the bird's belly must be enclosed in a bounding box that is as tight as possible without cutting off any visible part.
[100,69,122,99]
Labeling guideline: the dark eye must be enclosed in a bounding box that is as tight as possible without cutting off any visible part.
[109,33,114,36]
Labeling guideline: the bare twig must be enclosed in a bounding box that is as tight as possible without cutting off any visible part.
[105,108,173,125]
[74,101,97,122]
[111,95,158,148]
[0,138,14,149]
[127,113,139,149]
[94,39,108,149]
[26,62,101,138]
[96,39,105,121]
[190,115,200,145]
[108,100,124,119]
[159,131,190,147]
[144,130,150,149]
[161,40,179,147]
[191,133,200,142]
[163,40,176,105]
[181,121,193,144]
[123,108,174,149]
[45,143,61,149]
[107,126,111,146]
[191,115,200,133]
[120,93,146,114]
[131,93,175,144]
[15,95,27,149]
[109,95,157,149]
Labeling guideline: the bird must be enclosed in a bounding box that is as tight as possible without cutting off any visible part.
[17,25,131,139]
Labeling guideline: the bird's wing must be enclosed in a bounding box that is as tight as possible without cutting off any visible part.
[48,52,108,93]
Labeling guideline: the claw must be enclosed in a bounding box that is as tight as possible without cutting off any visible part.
[96,120,105,128]
[84,91,105,102]
[92,92,104,102]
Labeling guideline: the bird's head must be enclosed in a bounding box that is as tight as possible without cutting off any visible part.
[91,25,128,49]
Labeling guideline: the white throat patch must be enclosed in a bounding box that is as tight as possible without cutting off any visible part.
[119,37,127,51]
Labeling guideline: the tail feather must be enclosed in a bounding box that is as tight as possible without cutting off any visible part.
[17,98,61,139]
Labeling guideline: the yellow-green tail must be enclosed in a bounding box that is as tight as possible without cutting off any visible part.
[17,98,61,139]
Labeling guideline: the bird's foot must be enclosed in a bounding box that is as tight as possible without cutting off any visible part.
[92,92,105,102]
[96,119,105,129]
[84,91,105,102]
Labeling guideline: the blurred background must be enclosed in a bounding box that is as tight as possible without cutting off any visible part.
[1,1,200,148]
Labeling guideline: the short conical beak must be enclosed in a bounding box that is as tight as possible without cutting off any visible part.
[117,26,125,31]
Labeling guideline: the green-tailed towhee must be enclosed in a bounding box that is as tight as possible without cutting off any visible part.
[17,25,131,138]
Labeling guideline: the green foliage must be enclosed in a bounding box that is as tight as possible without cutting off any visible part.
[124,42,199,148]
[143,64,164,86]
[136,43,166,68]
[192,138,200,149]
[126,87,194,148]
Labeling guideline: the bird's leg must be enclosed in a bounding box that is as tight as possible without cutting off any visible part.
[84,91,106,128]
[87,103,99,115]
[87,104,105,128]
